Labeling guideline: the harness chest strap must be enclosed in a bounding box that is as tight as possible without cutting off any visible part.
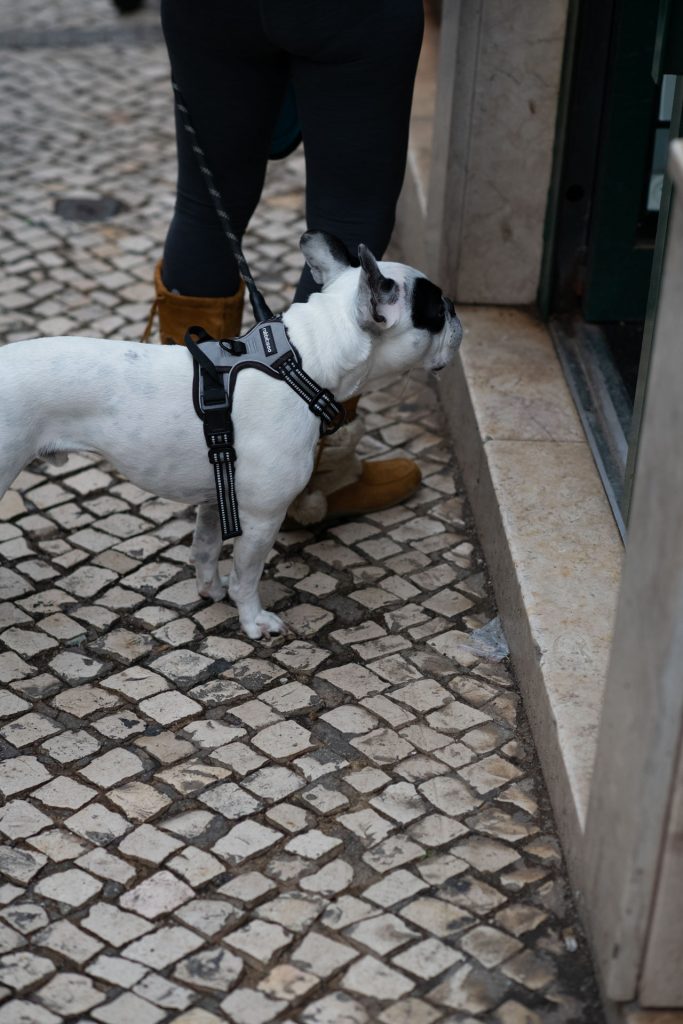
[185,318,346,540]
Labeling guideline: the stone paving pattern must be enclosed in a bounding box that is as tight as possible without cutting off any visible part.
[0,2,604,1022]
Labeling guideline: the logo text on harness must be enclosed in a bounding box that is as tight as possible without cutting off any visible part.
[260,325,276,357]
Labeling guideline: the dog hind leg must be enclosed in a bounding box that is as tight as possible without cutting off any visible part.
[190,503,226,601]
[0,446,36,507]
[227,515,287,639]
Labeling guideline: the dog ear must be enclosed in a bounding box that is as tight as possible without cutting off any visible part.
[356,243,401,331]
[300,231,357,287]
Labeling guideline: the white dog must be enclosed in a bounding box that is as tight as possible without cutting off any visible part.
[0,232,462,638]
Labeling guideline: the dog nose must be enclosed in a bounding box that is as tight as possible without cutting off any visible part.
[444,297,455,316]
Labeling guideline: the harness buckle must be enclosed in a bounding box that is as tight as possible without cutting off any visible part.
[273,351,297,372]
[207,441,237,465]
[310,389,347,432]
[201,391,229,412]
[309,388,333,416]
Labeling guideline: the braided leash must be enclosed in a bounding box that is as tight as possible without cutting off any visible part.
[149,83,345,541]
[171,80,273,324]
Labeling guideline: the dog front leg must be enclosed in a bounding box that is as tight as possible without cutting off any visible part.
[190,503,226,601]
[228,516,287,640]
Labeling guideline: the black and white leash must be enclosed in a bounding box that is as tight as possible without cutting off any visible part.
[172,80,272,539]
[170,82,345,541]
[172,80,273,324]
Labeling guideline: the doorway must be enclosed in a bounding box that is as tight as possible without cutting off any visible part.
[541,0,683,536]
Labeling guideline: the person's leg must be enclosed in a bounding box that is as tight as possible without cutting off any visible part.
[264,0,424,524]
[159,0,288,300]
[262,0,423,301]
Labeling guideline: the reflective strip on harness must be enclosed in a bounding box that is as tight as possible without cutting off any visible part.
[185,317,346,541]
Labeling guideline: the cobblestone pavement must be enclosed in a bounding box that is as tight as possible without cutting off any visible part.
[0,3,604,1023]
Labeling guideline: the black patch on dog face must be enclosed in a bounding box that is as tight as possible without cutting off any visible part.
[412,277,446,333]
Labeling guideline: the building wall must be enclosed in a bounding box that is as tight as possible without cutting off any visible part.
[402,0,571,305]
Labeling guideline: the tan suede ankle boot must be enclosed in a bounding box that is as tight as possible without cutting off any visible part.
[287,396,421,527]
[144,261,245,345]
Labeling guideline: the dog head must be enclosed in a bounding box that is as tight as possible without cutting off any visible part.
[300,231,463,384]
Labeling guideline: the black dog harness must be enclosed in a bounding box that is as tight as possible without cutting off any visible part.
[185,319,345,540]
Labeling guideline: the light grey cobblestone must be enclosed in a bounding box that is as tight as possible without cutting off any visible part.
[0,2,602,1020]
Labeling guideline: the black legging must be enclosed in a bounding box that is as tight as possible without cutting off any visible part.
[160,0,424,302]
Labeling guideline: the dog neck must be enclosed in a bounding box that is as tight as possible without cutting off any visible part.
[282,293,372,401]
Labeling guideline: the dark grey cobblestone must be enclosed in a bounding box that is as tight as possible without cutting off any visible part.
[0,2,604,1022]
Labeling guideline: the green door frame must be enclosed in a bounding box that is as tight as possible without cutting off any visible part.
[540,0,683,532]
[582,0,659,322]
[624,1,683,519]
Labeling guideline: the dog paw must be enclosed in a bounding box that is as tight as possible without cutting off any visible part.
[197,582,226,602]
[242,611,287,639]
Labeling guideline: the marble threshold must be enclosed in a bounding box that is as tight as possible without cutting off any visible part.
[437,310,638,1024]
[435,307,623,873]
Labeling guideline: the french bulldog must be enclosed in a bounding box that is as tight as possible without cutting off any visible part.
[0,232,462,639]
